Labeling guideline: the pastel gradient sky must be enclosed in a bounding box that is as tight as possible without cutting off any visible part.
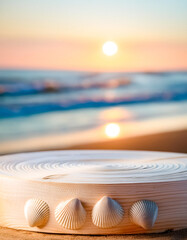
[0,0,187,71]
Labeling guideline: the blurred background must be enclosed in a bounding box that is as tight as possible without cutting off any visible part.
[0,0,187,154]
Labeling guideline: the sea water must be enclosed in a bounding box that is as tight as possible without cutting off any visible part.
[0,69,187,147]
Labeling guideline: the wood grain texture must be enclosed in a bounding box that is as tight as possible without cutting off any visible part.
[0,150,186,235]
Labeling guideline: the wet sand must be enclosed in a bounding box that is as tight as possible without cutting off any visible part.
[1,116,187,155]
[67,129,187,153]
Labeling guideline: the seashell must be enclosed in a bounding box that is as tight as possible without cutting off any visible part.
[55,198,86,230]
[92,196,124,228]
[24,199,49,228]
[129,200,158,230]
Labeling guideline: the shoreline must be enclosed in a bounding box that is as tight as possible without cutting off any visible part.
[1,129,186,155]
[0,115,187,155]
[67,129,187,154]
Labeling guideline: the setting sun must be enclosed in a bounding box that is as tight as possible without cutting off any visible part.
[102,41,118,56]
[105,123,120,138]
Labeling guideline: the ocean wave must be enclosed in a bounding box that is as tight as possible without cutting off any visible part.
[0,70,187,118]
[0,77,131,96]
[0,90,186,118]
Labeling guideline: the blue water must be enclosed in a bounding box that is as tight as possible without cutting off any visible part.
[0,69,187,142]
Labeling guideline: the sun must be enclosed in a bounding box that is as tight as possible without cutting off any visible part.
[102,41,118,56]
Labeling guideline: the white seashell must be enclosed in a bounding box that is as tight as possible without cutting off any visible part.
[24,199,49,228]
[92,196,124,228]
[55,198,86,230]
[129,200,158,230]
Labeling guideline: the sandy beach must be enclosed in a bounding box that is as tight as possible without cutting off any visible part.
[0,127,186,155]
[67,129,187,153]
[0,227,187,240]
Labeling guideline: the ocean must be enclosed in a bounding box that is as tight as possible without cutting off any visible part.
[0,69,187,152]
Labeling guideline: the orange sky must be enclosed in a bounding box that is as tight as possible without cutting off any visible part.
[1,39,187,71]
[0,0,187,71]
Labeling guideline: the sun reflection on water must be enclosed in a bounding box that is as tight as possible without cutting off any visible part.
[105,123,120,138]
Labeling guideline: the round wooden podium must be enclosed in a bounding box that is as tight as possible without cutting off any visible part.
[0,150,186,235]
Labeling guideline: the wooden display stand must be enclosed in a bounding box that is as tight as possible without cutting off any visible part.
[0,150,186,235]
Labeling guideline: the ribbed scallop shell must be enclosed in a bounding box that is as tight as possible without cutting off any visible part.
[92,196,124,228]
[24,199,49,228]
[129,200,158,230]
[55,198,86,230]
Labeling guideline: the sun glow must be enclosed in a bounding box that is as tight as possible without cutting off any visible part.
[102,41,118,56]
[105,123,120,138]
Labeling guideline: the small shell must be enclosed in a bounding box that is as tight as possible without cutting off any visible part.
[129,200,158,230]
[55,198,86,230]
[92,196,124,228]
[24,199,49,228]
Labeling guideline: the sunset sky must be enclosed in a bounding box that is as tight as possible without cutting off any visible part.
[0,0,187,71]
